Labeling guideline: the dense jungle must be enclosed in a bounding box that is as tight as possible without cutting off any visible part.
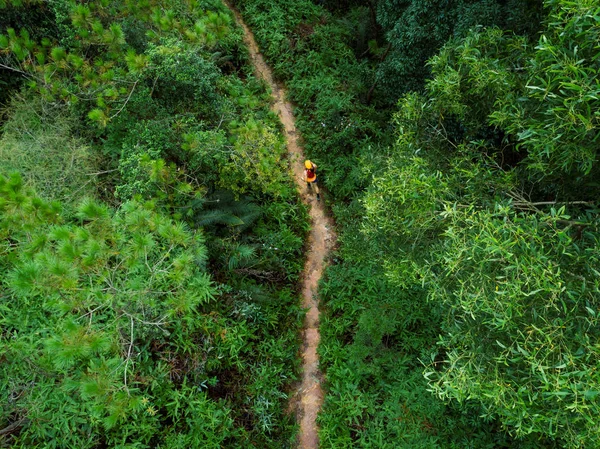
[1,0,599,448]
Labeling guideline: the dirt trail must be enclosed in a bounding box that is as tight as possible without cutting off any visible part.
[224,3,337,448]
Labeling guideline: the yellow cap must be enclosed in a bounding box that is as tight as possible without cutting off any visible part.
[305,160,312,169]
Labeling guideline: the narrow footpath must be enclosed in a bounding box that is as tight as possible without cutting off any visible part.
[224,3,337,448]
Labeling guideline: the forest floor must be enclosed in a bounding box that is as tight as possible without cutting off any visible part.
[224,3,337,448]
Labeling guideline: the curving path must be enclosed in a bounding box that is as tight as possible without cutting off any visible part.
[224,3,337,448]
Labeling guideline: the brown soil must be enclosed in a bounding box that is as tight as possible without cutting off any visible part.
[224,3,337,448]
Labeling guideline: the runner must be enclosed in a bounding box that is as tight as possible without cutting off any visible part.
[304,160,320,201]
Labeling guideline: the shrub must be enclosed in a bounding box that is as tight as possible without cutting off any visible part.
[0,95,99,211]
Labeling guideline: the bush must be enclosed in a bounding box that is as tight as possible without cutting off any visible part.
[0,95,99,211]
[145,38,222,116]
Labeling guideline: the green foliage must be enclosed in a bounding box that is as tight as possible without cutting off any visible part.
[425,205,600,447]
[0,174,223,446]
[115,114,190,203]
[0,174,304,447]
[221,118,292,197]
[498,0,600,175]
[1,0,309,447]
[428,2,600,177]
[358,1,600,446]
[317,239,546,448]
[193,190,262,230]
[0,0,237,122]
[0,95,99,211]
[371,0,545,103]
[145,38,221,115]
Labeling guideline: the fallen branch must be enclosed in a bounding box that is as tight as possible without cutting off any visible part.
[123,316,134,394]
[513,200,595,207]
[0,418,29,437]
[235,267,285,282]
[554,219,591,227]
[109,79,139,120]
[0,62,31,78]
[86,168,120,176]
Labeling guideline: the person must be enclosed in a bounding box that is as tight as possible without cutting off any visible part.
[304,160,320,201]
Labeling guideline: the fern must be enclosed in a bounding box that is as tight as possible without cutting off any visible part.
[227,243,257,270]
[195,208,244,227]
[193,190,262,230]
